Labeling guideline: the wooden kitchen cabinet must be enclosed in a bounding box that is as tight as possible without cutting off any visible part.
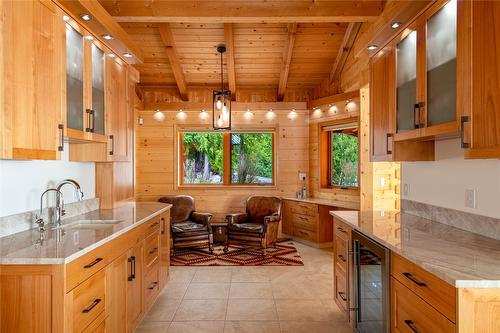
[126,242,144,332]
[0,0,65,160]
[106,253,128,333]
[461,0,500,158]
[159,211,171,288]
[333,217,353,325]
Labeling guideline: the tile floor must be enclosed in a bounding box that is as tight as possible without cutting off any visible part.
[135,242,354,333]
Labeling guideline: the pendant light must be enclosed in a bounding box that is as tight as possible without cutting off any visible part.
[213,44,231,130]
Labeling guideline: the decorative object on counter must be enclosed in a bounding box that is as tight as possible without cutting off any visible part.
[171,239,303,266]
[158,195,214,253]
[225,195,281,255]
[401,199,500,241]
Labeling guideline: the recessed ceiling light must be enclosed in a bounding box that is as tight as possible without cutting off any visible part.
[80,13,92,21]
[123,52,133,58]
[391,22,402,29]
[84,35,94,41]
[107,53,116,58]
[367,45,378,51]
[63,15,70,22]
[102,34,114,40]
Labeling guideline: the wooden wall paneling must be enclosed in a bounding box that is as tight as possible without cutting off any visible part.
[0,0,12,159]
[457,288,500,333]
[359,86,374,211]
[277,23,297,101]
[100,1,385,23]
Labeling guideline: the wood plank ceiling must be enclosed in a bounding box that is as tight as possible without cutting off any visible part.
[98,1,384,99]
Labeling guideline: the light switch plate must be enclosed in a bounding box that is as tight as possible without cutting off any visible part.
[380,177,386,188]
[403,183,410,197]
[465,189,477,208]
[298,172,307,181]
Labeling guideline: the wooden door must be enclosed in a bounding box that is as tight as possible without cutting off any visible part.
[159,211,171,288]
[126,242,144,333]
[462,0,500,158]
[106,253,127,333]
[3,0,65,160]
[106,57,130,161]
[370,44,395,162]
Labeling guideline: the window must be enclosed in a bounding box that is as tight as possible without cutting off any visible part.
[320,120,359,189]
[179,131,274,186]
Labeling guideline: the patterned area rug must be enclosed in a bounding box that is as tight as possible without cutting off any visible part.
[171,239,304,266]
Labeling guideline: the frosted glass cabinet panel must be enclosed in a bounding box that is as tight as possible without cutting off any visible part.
[396,31,417,132]
[426,0,457,126]
[66,25,84,131]
[91,44,105,135]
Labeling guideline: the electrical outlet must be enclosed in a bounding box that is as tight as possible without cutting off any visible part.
[380,176,386,188]
[403,183,410,197]
[298,172,307,181]
[465,189,477,208]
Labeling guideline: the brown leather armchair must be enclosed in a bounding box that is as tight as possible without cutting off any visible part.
[158,195,214,253]
[224,195,281,253]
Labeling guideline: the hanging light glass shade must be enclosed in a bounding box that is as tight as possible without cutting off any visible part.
[213,44,231,130]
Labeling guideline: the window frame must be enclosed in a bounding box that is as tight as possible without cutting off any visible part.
[177,128,276,188]
[319,117,360,193]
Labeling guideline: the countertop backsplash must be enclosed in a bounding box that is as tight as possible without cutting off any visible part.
[0,198,99,238]
[402,199,500,241]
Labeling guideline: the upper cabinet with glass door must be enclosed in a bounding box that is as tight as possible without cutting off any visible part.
[65,20,107,143]
[393,0,460,142]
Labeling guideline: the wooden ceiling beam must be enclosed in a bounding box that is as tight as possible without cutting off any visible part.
[329,22,362,88]
[224,23,236,98]
[158,24,189,101]
[101,1,385,23]
[277,23,297,101]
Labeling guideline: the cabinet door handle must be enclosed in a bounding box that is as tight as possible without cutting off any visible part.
[338,291,347,302]
[404,320,420,333]
[58,124,64,151]
[109,135,114,155]
[460,116,470,148]
[85,109,95,132]
[83,257,103,269]
[82,298,101,313]
[337,227,347,234]
[386,133,393,154]
[402,272,427,287]
[148,281,158,290]
[148,247,158,255]
[413,103,424,129]
[127,256,135,281]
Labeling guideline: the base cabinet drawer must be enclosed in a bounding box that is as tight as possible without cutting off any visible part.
[392,278,455,333]
[81,312,106,333]
[290,202,318,217]
[68,269,106,333]
[334,269,348,314]
[143,261,160,312]
[292,214,317,231]
[144,231,160,271]
[293,227,317,243]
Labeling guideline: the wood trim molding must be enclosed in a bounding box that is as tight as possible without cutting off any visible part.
[158,23,189,101]
[278,23,297,101]
[143,101,307,111]
[224,23,236,98]
[308,91,360,110]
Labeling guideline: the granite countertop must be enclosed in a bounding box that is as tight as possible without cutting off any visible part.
[283,197,360,210]
[0,201,171,265]
[330,210,500,288]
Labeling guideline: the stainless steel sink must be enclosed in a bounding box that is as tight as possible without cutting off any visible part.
[53,219,123,230]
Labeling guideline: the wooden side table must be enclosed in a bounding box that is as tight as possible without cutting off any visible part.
[211,221,228,245]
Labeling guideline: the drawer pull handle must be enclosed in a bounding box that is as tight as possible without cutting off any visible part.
[402,272,427,287]
[82,298,101,313]
[337,227,347,234]
[148,247,158,255]
[148,281,158,290]
[338,291,347,302]
[161,217,166,234]
[404,320,420,333]
[83,258,103,269]
[338,254,346,262]
[150,221,160,228]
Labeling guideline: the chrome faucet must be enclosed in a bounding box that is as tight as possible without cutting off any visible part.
[53,179,84,227]
[35,188,63,232]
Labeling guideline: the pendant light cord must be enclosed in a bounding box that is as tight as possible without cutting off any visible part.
[220,50,224,91]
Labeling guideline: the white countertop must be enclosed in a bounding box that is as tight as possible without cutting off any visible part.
[283,197,360,210]
[0,201,171,265]
[330,210,500,288]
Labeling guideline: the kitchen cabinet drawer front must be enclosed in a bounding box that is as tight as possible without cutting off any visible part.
[143,261,160,312]
[391,253,456,322]
[334,218,352,242]
[145,216,161,237]
[290,202,318,217]
[71,269,106,333]
[81,311,106,333]
[144,231,160,271]
[334,235,348,273]
[392,278,455,333]
[66,246,110,292]
[293,227,317,243]
[334,269,348,315]
[292,213,317,231]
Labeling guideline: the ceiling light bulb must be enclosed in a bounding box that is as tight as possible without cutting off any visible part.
[84,35,94,41]
[63,15,70,22]
[216,99,222,110]
[217,117,223,127]
[222,105,227,114]
[102,34,114,40]
[367,45,378,51]
[107,53,116,58]
[80,13,92,21]
[391,22,402,29]
[123,52,133,58]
